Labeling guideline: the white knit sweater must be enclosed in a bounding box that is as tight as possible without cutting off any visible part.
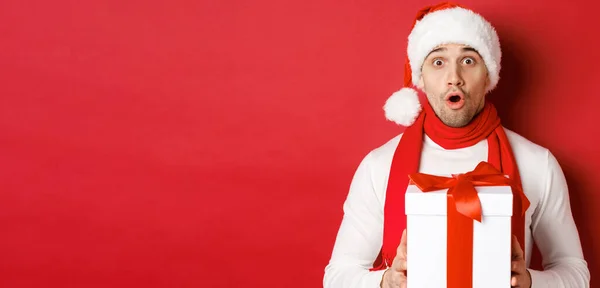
[323,128,590,287]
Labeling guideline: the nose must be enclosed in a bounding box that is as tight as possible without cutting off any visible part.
[447,64,464,87]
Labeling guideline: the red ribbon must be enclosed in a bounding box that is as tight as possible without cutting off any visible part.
[408,161,530,287]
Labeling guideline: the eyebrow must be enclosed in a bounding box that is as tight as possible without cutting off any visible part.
[428,47,447,56]
[461,47,478,53]
[426,46,480,58]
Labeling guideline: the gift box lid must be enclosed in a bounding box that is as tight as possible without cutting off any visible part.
[405,185,514,216]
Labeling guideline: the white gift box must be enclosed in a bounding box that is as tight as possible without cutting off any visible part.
[405,184,513,288]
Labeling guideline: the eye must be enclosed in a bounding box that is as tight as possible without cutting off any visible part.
[462,57,475,65]
[433,59,444,66]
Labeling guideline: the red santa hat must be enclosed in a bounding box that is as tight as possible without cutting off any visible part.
[383,2,502,126]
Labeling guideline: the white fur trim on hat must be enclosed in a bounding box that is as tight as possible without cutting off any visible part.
[407,7,501,92]
[383,87,422,126]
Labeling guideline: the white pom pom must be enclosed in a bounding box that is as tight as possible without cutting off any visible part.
[383,88,422,126]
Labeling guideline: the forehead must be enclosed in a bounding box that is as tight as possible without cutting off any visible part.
[426,43,481,58]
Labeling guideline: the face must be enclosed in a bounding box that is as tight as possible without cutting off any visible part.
[418,43,490,127]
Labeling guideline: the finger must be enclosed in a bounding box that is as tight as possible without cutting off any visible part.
[398,272,407,288]
[397,229,407,258]
[511,274,518,286]
[511,235,524,260]
[392,256,407,272]
[400,274,407,288]
[512,259,525,272]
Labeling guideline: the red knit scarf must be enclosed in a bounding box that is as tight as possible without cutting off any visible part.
[371,99,527,270]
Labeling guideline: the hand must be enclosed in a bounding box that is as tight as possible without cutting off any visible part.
[381,229,408,288]
[511,235,531,288]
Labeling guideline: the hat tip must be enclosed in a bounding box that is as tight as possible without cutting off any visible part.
[383,88,422,126]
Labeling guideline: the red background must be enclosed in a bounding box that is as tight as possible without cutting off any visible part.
[1,0,598,287]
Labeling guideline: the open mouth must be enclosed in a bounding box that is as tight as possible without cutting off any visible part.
[444,92,465,110]
[448,95,462,103]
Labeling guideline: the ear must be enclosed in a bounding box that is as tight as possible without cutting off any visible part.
[417,75,425,90]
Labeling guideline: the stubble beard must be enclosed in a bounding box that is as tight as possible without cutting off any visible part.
[430,90,481,128]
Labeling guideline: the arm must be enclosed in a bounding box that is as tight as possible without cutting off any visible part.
[528,151,590,287]
[323,152,387,288]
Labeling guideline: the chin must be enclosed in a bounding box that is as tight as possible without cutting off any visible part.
[440,111,473,127]
[430,100,475,127]
[444,120,470,128]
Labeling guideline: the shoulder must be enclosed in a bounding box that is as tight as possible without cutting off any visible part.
[369,133,402,160]
[360,133,405,174]
[502,127,566,211]
[352,133,403,197]
[503,128,552,168]
[503,127,566,182]
[503,128,549,157]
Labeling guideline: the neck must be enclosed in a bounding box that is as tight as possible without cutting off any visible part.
[422,100,501,150]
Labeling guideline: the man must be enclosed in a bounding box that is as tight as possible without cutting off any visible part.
[323,2,590,288]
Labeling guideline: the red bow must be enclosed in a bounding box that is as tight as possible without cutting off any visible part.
[408,161,530,287]
[409,161,530,221]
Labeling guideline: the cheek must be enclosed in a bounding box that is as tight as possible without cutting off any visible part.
[422,70,445,95]
[466,68,488,91]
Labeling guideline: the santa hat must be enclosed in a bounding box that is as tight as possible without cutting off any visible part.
[383,2,502,126]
